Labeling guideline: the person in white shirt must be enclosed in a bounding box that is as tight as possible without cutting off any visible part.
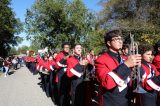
[12,57,18,70]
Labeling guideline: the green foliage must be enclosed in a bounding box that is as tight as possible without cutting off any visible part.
[29,40,41,54]
[0,0,23,57]
[17,45,29,54]
[25,0,95,50]
[86,27,106,54]
[9,47,17,55]
[98,0,160,45]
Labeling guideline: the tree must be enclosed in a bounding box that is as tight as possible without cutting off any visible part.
[29,40,41,54]
[25,0,95,50]
[98,0,160,44]
[0,0,23,57]
[17,45,29,54]
[9,47,18,55]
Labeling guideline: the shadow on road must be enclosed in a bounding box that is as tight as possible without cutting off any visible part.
[8,71,16,75]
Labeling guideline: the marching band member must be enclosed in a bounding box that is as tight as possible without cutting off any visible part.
[138,43,160,106]
[53,52,57,60]
[49,53,59,105]
[55,42,70,69]
[48,55,56,71]
[38,55,48,91]
[121,44,129,60]
[153,40,160,106]
[42,55,54,97]
[35,54,41,73]
[25,51,35,72]
[85,49,98,105]
[86,49,96,78]
[55,42,71,106]
[66,43,88,106]
[95,29,142,106]
[86,49,96,65]
[153,40,160,72]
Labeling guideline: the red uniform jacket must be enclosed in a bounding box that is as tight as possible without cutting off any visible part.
[48,59,56,71]
[43,60,51,71]
[35,55,40,62]
[24,56,29,62]
[121,55,128,61]
[153,54,160,72]
[35,55,41,71]
[95,52,131,90]
[66,56,84,78]
[141,61,160,91]
[38,59,45,71]
[95,51,131,106]
[55,52,68,69]
[25,56,35,62]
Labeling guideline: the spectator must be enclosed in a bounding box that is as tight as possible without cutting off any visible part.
[17,56,22,68]
[4,57,11,77]
[0,57,4,73]
[12,57,18,70]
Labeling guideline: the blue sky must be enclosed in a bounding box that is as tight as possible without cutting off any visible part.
[11,0,102,47]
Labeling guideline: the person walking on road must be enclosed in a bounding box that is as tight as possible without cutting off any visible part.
[4,57,11,77]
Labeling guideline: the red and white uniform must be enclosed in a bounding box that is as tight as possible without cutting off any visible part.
[95,51,131,106]
[66,55,85,106]
[25,56,35,62]
[55,52,68,69]
[66,56,84,78]
[153,54,160,72]
[152,53,160,106]
[48,59,56,71]
[138,61,160,106]
[35,55,41,71]
[38,59,45,72]
[141,61,160,91]
[43,60,51,71]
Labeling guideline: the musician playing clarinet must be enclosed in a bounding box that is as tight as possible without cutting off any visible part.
[95,29,142,106]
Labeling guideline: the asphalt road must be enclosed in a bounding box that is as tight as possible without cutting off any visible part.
[0,66,55,106]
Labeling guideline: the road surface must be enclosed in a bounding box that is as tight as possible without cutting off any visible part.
[0,66,55,106]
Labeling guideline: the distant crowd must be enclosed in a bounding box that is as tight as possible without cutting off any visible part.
[0,56,24,77]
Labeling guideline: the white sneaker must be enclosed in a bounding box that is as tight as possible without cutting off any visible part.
[4,75,7,77]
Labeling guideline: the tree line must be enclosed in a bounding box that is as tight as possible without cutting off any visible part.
[1,0,160,57]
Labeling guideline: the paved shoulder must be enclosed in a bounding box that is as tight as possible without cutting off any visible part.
[0,67,55,106]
